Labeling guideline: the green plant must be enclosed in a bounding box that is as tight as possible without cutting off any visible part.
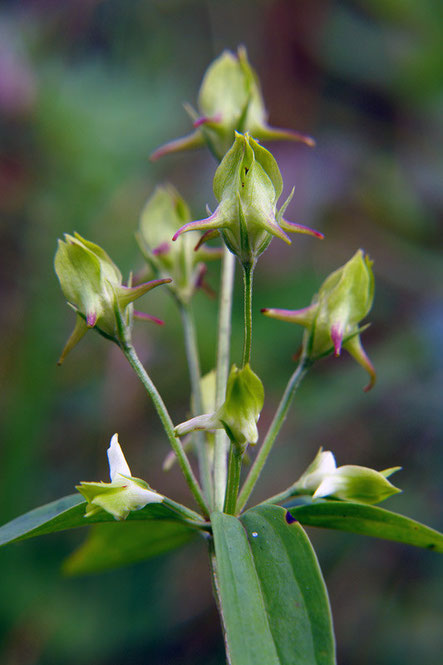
[1,48,441,665]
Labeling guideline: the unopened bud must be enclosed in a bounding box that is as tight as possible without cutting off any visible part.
[137,185,221,303]
[172,133,322,268]
[55,233,170,362]
[262,250,375,390]
[151,47,314,162]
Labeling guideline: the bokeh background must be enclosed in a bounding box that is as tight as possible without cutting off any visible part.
[1,1,442,663]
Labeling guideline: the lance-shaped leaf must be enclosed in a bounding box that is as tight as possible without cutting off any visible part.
[287,500,443,552]
[0,494,196,548]
[211,505,336,665]
[63,520,198,575]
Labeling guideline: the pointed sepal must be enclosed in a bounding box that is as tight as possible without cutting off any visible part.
[77,434,164,521]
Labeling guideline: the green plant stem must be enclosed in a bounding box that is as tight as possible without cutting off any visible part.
[179,301,213,506]
[257,486,310,507]
[236,356,312,512]
[120,340,209,518]
[242,263,254,368]
[162,496,210,528]
[213,248,235,510]
[224,445,243,514]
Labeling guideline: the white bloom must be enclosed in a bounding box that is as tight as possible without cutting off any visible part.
[77,434,163,520]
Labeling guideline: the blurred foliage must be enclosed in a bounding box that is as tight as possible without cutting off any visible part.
[0,1,441,664]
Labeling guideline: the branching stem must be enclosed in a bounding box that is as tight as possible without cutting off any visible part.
[118,324,209,517]
[179,301,213,506]
[236,356,312,512]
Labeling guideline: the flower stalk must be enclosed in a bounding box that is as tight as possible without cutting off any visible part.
[242,262,254,368]
[179,301,214,506]
[236,355,312,512]
[115,308,209,518]
[213,247,236,510]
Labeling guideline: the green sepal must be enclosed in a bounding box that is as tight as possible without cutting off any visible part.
[218,363,264,450]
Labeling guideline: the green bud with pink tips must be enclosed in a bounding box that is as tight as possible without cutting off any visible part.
[137,185,222,304]
[55,233,171,362]
[262,250,376,390]
[151,47,314,162]
[172,132,322,268]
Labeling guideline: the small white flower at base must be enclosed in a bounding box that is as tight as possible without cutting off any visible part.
[77,434,164,521]
[312,464,401,505]
[297,449,401,505]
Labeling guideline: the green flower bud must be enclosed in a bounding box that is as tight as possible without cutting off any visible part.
[174,364,264,452]
[137,185,221,303]
[55,233,170,362]
[262,250,376,390]
[172,133,322,268]
[77,434,163,521]
[151,47,314,162]
[313,464,402,505]
[296,449,401,505]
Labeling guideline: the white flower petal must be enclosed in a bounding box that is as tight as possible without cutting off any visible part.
[125,480,164,510]
[299,449,337,490]
[312,473,342,499]
[107,433,131,481]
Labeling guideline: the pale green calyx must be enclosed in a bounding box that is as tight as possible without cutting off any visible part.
[76,434,164,521]
[172,133,322,267]
[174,364,264,452]
[137,185,221,303]
[54,233,170,362]
[262,249,376,390]
[151,47,314,162]
[296,449,401,505]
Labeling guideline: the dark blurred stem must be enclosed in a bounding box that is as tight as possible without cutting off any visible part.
[179,301,213,507]
[223,445,243,515]
[236,356,312,513]
[242,262,254,368]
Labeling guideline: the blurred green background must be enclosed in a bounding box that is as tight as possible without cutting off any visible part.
[0,1,442,663]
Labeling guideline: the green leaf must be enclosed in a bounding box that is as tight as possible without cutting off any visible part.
[288,500,443,552]
[63,520,197,575]
[211,505,335,665]
[0,494,195,547]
